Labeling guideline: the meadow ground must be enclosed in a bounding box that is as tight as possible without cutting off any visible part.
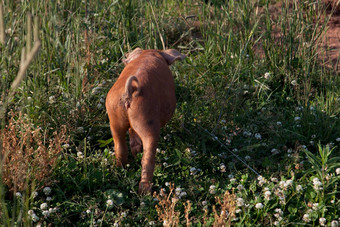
[0,0,339,226]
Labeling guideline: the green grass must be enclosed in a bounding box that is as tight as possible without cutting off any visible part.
[1,0,339,226]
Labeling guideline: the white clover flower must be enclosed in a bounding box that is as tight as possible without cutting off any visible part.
[97,103,103,109]
[46,196,52,201]
[28,210,35,216]
[175,187,182,196]
[31,213,39,222]
[291,80,298,86]
[235,208,242,214]
[114,222,119,227]
[232,148,238,153]
[303,214,311,222]
[15,192,22,198]
[264,72,271,79]
[230,178,236,184]
[149,221,155,226]
[331,220,339,227]
[312,203,319,210]
[296,185,303,192]
[319,217,327,226]
[40,203,48,210]
[77,151,84,159]
[202,200,208,206]
[162,162,168,167]
[276,121,282,126]
[271,177,278,183]
[49,95,56,104]
[190,167,199,175]
[255,203,264,209]
[275,208,283,216]
[43,187,51,195]
[271,148,280,155]
[336,168,340,175]
[257,175,267,186]
[165,182,170,187]
[336,138,340,142]
[237,184,244,191]
[42,210,49,217]
[62,143,70,149]
[209,185,216,194]
[179,191,187,198]
[219,163,226,173]
[264,191,272,200]
[245,155,251,161]
[254,133,262,140]
[86,209,91,214]
[294,116,301,121]
[121,211,127,218]
[312,178,322,191]
[236,198,245,207]
[106,199,113,207]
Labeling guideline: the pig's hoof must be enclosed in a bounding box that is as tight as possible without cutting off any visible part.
[138,182,152,195]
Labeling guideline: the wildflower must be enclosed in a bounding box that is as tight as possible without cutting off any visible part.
[271,148,280,155]
[274,208,283,216]
[77,151,84,159]
[254,133,262,139]
[303,213,311,223]
[319,217,327,226]
[31,213,39,222]
[106,199,113,207]
[86,209,91,214]
[97,103,103,109]
[15,192,22,198]
[232,148,238,153]
[235,208,242,214]
[121,211,127,218]
[49,95,56,104]
[179,191,187,198]
[264,72,271,79]
[114,222,119,227]
[245,155,251,161]
[264,191,271,200]
[336,138,340,142]
[28,210,35,215]
[46,196,52,201]
[276,121,282,126]
[165,182,170,187]
[236,198,245,207]
[237,184,244,191]
[43,187,51,195]
[77,127,85,133]
[163,162,168,167]
[271,177,278,183]
[209,185,216,194]
[219,163,226,173]
[175,187,182,196]
[257,175,267,186]
[291,80,298,86]
[255,203,264,209]
[40,203,48,210]
[230,178,236,184]
[312,203,319,210]
[243,130,252,137]
[312,177,322,191]
[331,220,339,227]
[42,210,49,217]
[294,116,301,121]
[190,167,198,175]
[336,168,340,175]
[296,185,303,192]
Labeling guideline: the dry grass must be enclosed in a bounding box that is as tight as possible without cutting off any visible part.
[0,111,68,192]
[212,190,236,227]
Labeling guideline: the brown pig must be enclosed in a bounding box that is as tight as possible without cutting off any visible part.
[105,48,186,194]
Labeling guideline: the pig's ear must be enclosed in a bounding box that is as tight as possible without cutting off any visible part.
[160,49,186,65]
[123,48,143,65]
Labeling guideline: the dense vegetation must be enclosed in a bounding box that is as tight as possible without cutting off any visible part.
[0,0,339,226]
